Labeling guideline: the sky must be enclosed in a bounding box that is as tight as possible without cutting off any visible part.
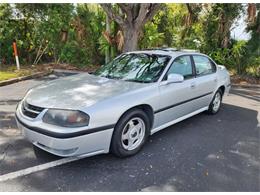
[230,8,251,41]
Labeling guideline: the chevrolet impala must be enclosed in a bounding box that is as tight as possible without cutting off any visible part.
[15,48,231,157]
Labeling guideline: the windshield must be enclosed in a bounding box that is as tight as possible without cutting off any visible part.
[94,53,171,83]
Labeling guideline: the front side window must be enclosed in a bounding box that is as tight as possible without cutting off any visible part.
[166,56,193,79]
[94,53,171,83]
[193,55,215,76]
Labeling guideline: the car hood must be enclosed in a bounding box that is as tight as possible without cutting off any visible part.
[25,73,147,110]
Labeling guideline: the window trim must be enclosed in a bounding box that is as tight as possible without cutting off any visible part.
[191,54,217,78]
[162,55,195,81]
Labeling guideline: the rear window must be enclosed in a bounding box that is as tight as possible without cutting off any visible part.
[193,55,216,76]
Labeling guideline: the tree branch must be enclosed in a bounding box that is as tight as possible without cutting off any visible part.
[118,3,133,24]
[135,3,151,27]
[141,4,162,26]
[186,3,193,15]
[100,4,125,25]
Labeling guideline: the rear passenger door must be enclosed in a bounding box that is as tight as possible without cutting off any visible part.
[191,55,218,108]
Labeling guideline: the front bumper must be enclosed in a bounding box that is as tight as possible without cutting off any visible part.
[16,118,113,157]
[15,102,114,157]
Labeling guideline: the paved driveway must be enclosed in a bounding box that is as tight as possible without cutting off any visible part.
[0,73,259,191]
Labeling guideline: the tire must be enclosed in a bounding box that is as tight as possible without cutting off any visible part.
[110,109,151,158]
[207,89,223,114]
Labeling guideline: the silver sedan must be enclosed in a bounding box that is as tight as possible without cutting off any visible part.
[15,48,231,157]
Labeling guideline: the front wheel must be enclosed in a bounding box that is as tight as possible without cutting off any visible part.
[207,89,223,114]
[110,109,150,158]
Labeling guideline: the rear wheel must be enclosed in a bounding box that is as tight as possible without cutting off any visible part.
[110,109,150,158]
[207,89,223,114]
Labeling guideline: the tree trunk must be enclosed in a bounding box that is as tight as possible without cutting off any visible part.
[105,15,111,63]
[100,4,162,52]
[122,26,140,52]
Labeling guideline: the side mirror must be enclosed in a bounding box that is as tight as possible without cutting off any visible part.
[167,73,184,84]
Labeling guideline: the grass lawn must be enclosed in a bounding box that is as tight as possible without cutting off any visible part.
[0,63,98,82]
[0,72,19,81]
[0,65,35,81]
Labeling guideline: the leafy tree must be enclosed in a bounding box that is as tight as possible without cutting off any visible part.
[139,9,165,49]
[231,40,247,74]
[60,4,105,66]
[200,4,243,52]
[35,4,74,64]
[244,3,260,77]
[139,4,203,50]
[0,4,14,64]
[0,3,258,77]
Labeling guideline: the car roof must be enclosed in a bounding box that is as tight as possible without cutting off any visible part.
[128,48,204,58]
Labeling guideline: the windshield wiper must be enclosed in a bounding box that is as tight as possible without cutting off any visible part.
[102,75,120,80]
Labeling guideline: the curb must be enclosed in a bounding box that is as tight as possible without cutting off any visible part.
[231,83,260,89]
[52,69,86,74]
[0,71,53,87]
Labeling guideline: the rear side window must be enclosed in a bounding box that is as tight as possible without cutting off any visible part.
[167,56,193,79]
[193,55,216,76]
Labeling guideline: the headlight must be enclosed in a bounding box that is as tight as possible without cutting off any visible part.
[42,109,89,127]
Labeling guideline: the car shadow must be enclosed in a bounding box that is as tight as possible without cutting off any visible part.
[0,137,61,175]
[1,102,258,191]
[0,110,61,175]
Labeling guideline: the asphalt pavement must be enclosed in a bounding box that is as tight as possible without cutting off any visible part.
[0,72,259,191]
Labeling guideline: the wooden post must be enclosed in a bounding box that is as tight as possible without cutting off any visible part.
[13,40,20,70]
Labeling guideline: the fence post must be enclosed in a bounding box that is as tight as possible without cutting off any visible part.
[13,40,20,70]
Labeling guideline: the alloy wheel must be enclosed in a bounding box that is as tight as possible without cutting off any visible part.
[121,117,146,151]
[212,92,221,112]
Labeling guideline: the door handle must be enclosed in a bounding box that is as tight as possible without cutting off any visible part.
[190,82,196,89]
[214,77,218,82]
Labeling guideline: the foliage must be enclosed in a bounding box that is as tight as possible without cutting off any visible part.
[243,4,260,77]
[245,56,260,77]
[0,4,17,64]
[139,18,165,49]
[0,3,259,77]
[208,40,247,73]
[139,4,204,50]
[59,4,106,67]
[0,3,105,67]
[60,39,90,67]
[98,19,118,62]
[200,4,243,52]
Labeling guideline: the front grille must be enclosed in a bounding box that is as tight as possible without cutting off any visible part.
[22,101,45,118]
